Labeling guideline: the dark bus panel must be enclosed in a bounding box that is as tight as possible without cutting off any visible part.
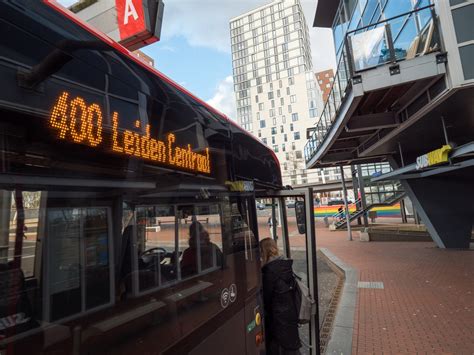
[0,1,282,353]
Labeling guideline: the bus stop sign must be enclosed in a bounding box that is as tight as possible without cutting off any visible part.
[116,0,164,50]
[72,0,164,51]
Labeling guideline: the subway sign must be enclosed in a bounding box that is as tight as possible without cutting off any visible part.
[49,92,211,174]
[415,145,452,170]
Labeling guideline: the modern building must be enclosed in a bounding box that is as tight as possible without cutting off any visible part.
[306,0,474,248]
[229,0,325,186]
[315,68,334,103]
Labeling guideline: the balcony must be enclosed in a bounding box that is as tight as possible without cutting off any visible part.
[305,5,446,168]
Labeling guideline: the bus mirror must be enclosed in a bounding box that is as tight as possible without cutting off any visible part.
[295,201,306,234]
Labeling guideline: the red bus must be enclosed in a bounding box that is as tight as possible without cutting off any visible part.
[0,1,320,354]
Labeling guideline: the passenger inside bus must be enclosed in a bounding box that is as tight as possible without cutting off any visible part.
[180,221,223,278]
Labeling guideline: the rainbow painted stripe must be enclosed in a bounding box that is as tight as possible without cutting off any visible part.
[314,203,401,218]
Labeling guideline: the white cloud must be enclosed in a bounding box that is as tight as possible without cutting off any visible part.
[206,76,237,121]
[163,0,337,71]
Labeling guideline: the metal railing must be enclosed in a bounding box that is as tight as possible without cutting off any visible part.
[305,5,439,165]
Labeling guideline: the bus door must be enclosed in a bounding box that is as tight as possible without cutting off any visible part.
[255,188,320,355]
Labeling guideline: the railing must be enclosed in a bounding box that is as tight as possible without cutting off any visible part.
[305,5,440,165]
[331,198,361,224]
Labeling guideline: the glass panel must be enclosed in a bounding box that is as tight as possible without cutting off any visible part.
[459,44,474,80]
[452,4,474,44]
[84,208,110,310]
[194,204,223,273]
[47,208,82,321]
[351,26,388,71]
[393,15,418,60]
[284,197,310,354]
[136,206,177,292]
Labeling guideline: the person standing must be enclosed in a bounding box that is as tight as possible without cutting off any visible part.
[260,238,301,355]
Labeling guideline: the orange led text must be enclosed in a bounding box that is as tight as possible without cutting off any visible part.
[49,92,211,174]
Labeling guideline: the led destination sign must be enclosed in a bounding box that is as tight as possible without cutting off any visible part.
[49,92,211,174]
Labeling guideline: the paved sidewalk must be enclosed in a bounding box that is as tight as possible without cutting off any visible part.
[312,224,474,354]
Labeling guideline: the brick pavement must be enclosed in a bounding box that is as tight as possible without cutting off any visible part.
[313,222,474,354]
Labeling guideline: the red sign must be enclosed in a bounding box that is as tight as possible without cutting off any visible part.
[116,0,147,41]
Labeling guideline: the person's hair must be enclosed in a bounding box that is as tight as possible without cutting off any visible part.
[260,237,279,265]
[189,221,210,246]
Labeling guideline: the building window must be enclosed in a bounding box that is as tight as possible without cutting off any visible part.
[280,125,284,133]
[270,109,275,117]
[294,132,300,140]
[273,145,279,152]
[262,138,267,144]
[292,142,296,150]
[282,115,286,124]
[257,86,263,93]
[290,123,294,131]
[295,151,303,159]
[278,107,283,115]
[268,92,274,99]
[271,127,277,135]
[272,136,276,144]
[280,98,284,106]
[292,113,299,122]
[284,134,288,142]
[260,120,266,128]
[290,95,296,103]
[286,87,291,95]
[288,105,292,113]
[282,144,286,152]
[277,89,281,97]
[257,112,260,120]
[288,77,294,85]
[259,103,264,111]
[255,95,259,103]
[272,117,277,125]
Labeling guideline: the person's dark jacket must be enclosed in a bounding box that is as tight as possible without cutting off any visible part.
[262,257,301,350]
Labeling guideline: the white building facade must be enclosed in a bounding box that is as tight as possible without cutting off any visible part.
[230,0,325,186]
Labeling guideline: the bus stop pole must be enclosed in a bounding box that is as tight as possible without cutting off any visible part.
[340,166,353,241]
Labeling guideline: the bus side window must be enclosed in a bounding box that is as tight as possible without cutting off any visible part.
[178,205,223,279]
[46,207,112,321]
[135,206,177,292]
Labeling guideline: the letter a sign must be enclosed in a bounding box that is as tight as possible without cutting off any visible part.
[116,0,146,41]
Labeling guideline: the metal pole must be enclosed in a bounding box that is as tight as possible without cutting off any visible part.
[271,198,278,243]
[400,198,408,223]
[357,165,369,227]
[441,116,449,146]
[351,164,362,225]
[340,166,353,241]
[304,188,320,355]
[398,142,405,167]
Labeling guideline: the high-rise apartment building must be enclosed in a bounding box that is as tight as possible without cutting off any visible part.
[229,0,324,186]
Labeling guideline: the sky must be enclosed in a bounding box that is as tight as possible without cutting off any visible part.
[58,0,336,120]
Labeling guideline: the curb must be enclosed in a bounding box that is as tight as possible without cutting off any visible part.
[319,248,359,355]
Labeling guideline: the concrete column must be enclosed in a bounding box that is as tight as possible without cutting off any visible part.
[401,169,474,249]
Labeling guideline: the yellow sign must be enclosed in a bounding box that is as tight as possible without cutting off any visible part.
[49,92,211,174]
[225,181,254,192]
[416,145,452,170]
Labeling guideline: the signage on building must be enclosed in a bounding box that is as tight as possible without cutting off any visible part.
[115,0,164,50]
[415,145,452,170]
[225,181,254,192]
[72,0,164,51]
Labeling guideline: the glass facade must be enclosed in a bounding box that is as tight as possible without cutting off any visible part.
[305,0,440,164]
